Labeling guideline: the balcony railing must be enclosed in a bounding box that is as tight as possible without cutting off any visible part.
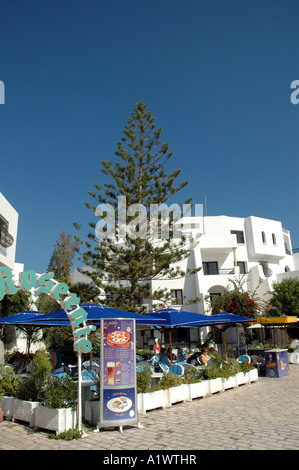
[203,267,235,276]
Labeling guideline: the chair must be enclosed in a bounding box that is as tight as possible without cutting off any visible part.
[237,354,251,363]
[169,363,184,376]
[82,360,100,374]
[81,368,98,393]
[159,362,169,374]
[52,371,67,380]
[136,363,151,373]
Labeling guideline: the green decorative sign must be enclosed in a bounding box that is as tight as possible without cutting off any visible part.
[0,266,95,353]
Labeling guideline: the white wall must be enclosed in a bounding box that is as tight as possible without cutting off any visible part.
[0,193,19,270]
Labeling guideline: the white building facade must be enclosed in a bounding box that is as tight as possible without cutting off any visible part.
[150,215,298,316]
[0,193,18,271]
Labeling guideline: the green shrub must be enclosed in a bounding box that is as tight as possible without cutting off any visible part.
[136,365,152,393]
[156,372,183,389]
[16,350,52,402]
[47,427,83,440]
[183,368,201,384]
[43,375,77,410]
[0,367,21,397]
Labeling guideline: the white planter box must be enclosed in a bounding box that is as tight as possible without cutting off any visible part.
[236,372,249,386]
[137,389,166,415]
[188,381,207,400]
[0,396,15,419]
[248,368,258,382]
[35,406,77,435]
[288,352,299,364]
[166,384,190,405]
[206,378,223,395]
[12,399,41,427]
[84,400,100,425]
[222,375,237,390]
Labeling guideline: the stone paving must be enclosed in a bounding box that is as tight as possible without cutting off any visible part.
[1,365,299,451]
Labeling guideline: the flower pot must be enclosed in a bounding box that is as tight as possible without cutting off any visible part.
[0,396,15,420]
[222,375,237,390]
[166,384,190,405]
[236,372,249,386]
[206,378,223,395]
[84,400,100,425]
[35,405,77,435]
[12,399,41,427]
[188,381,207,400]
[137,389,166,414]
[248,368,258,382]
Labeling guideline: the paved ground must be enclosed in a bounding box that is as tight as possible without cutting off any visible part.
[1,365,299,452]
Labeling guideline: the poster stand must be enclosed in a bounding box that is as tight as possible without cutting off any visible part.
[96,318,140,432]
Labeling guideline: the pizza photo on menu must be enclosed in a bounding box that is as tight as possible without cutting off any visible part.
[107,330,131,348]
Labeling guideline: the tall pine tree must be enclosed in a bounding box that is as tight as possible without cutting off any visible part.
[74,101,199,312]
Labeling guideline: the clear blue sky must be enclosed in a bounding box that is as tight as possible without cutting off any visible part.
[0,0,298,274]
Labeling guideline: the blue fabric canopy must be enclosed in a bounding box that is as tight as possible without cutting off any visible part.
[146,308,220,327]
[16,303,166,326]
[0,311,45,324]
[208,312,255,325]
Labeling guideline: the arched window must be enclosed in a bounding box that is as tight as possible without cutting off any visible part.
[285,266,290,272]
[262,231,266,244]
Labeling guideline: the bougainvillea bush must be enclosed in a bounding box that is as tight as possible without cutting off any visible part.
[210,278,261,319]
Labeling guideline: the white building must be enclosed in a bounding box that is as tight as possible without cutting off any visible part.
[150,215,298,315]
[0,194,43,357]
[0,193,18,271]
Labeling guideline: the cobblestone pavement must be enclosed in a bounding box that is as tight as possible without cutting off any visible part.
[1,365,299,451]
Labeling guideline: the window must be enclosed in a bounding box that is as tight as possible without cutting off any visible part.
[203,262,219,275]
[230,230,245,244]
[171,289,183,305]
[262,231,266,244]
[0,214,14,248]
[272,233,277,245]
[237,262,246,274]
[259,261,272,277]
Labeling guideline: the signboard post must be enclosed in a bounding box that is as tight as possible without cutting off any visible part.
[98,318,139,432]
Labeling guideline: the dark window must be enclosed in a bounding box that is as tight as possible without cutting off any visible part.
[272,233,276,245]
[237,262,246,274]
[230,230,245,244]
[262,231,266,244]
[171,289,183,305]
[203,262,219,275]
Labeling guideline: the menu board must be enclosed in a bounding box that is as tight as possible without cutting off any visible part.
[99,318,138,429]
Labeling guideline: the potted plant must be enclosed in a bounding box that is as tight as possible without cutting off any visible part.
[136,365,167,415]
[201,364,223,395]
[183,369,207,400]
[157,372,189,405]
[35,374,78,435]
[0,366,21,420]
[13,350,52,427]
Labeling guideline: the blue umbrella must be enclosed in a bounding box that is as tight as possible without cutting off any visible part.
[147,308,219,362]
[209,312,256,325]
[147,308,220,327]
[23,303,166,325]
[0,310,45,324]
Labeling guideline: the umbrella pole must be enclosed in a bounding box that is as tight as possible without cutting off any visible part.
[169,328,173,365]
[89,321,93,369]
[26,329,32,371]
[222,327,227,360]
[77,351,82,432]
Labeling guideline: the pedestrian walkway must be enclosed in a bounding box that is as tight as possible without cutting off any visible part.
[1,365,299,451]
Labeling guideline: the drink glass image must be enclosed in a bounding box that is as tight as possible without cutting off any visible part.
[107,362,115,385]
